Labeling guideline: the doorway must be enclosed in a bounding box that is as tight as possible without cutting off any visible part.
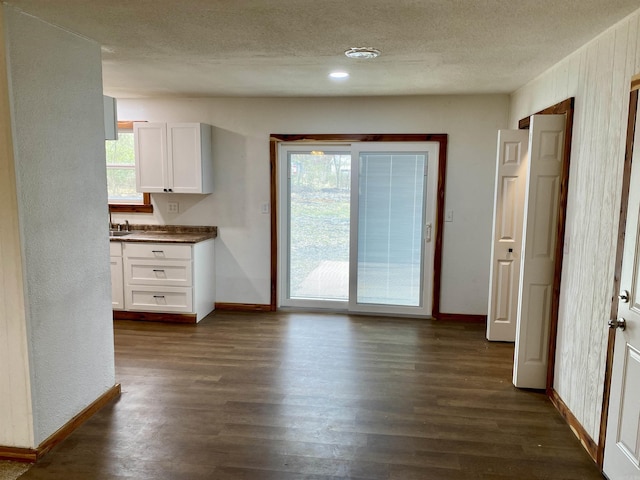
[269,134,448,316]
[515,99,575,395]
[278,142,439,316]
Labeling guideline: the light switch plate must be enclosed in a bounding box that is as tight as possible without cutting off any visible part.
[445,209,454,222]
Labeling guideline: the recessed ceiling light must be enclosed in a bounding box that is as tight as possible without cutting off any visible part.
[329,71,349,79]
[344,47,381,59]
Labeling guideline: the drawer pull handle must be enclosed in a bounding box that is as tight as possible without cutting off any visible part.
[151,250,164,253]
[153,269,165,272]
[153,295,165,299]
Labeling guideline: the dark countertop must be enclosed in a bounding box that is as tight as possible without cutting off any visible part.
[109,225,217,244]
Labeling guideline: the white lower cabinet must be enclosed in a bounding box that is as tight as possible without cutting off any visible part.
[110,242,124,310]
[122,239,215,321]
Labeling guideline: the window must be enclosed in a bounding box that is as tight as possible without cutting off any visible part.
[106,121,152,213]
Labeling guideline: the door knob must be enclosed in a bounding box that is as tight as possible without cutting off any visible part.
[619,290,630,303]
[608,317,627,331]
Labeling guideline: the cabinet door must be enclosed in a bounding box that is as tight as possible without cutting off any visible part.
[110,256,124,310]
[135,122,167,192]
[168,123,212,194]
[168,123,201,193]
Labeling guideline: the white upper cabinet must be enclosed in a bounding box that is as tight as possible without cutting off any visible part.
[135,123,167,192]
[134,122,213,194]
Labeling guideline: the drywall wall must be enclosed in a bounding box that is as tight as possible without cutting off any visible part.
[4,6,115,445]
[510,7,640,442]
[0,4,33,448]
[115,95,510,314]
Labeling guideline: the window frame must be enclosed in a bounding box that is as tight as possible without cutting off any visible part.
[107,121,153,213]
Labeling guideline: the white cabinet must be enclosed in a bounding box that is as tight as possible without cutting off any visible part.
[122,240,215,322]
[134,122,213,194]
[110,242,124,310]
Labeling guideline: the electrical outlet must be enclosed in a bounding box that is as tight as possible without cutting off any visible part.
[261,202,270,214]
[167,202,179,214]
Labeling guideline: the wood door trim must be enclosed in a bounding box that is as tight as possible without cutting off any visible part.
[432,135,448,318]
[518,98,575,397]
[598,87,638,467]
[269,134,448,316]
[269,137,278,311]
[518,98,574,129]
[631,73,640,92]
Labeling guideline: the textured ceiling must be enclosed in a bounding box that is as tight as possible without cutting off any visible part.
[5,0,640,98]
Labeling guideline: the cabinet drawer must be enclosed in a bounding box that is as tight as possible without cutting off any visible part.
[124,259,192,287]
[125,286,193,313]
[123,242,192,260]
[110,242,122,256]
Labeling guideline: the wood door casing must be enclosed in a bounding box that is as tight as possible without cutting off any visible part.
[269,134,448,317]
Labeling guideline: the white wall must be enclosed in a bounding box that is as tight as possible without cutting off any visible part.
[510,8,640,441]
[4,5,115,445]
[116,95,509,314]
[0,4,33,448]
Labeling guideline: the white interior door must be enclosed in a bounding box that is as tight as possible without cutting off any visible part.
[487,130,529,341]
[604,99,640,480]
[513,114,565,389]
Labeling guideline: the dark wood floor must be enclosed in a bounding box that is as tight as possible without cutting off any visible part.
[20,312,603,479]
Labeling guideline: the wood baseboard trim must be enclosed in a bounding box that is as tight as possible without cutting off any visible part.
[215,303,272,312]
[0,446,37,462]
[549,388,598,463]
[114,310,197,323]
[436,313,487,323]
[0,384,121,463]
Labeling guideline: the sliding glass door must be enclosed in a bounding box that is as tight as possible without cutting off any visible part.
[280,146,351,309]
[279,142,438,316]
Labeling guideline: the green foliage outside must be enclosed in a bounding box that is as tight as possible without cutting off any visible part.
[289,154,351,297]
[105,132,142,202]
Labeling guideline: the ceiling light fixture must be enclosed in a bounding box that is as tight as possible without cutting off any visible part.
[344,47,381,59]
[329,71,349,79]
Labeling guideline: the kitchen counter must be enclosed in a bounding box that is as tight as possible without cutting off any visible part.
[109,224,217,244]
